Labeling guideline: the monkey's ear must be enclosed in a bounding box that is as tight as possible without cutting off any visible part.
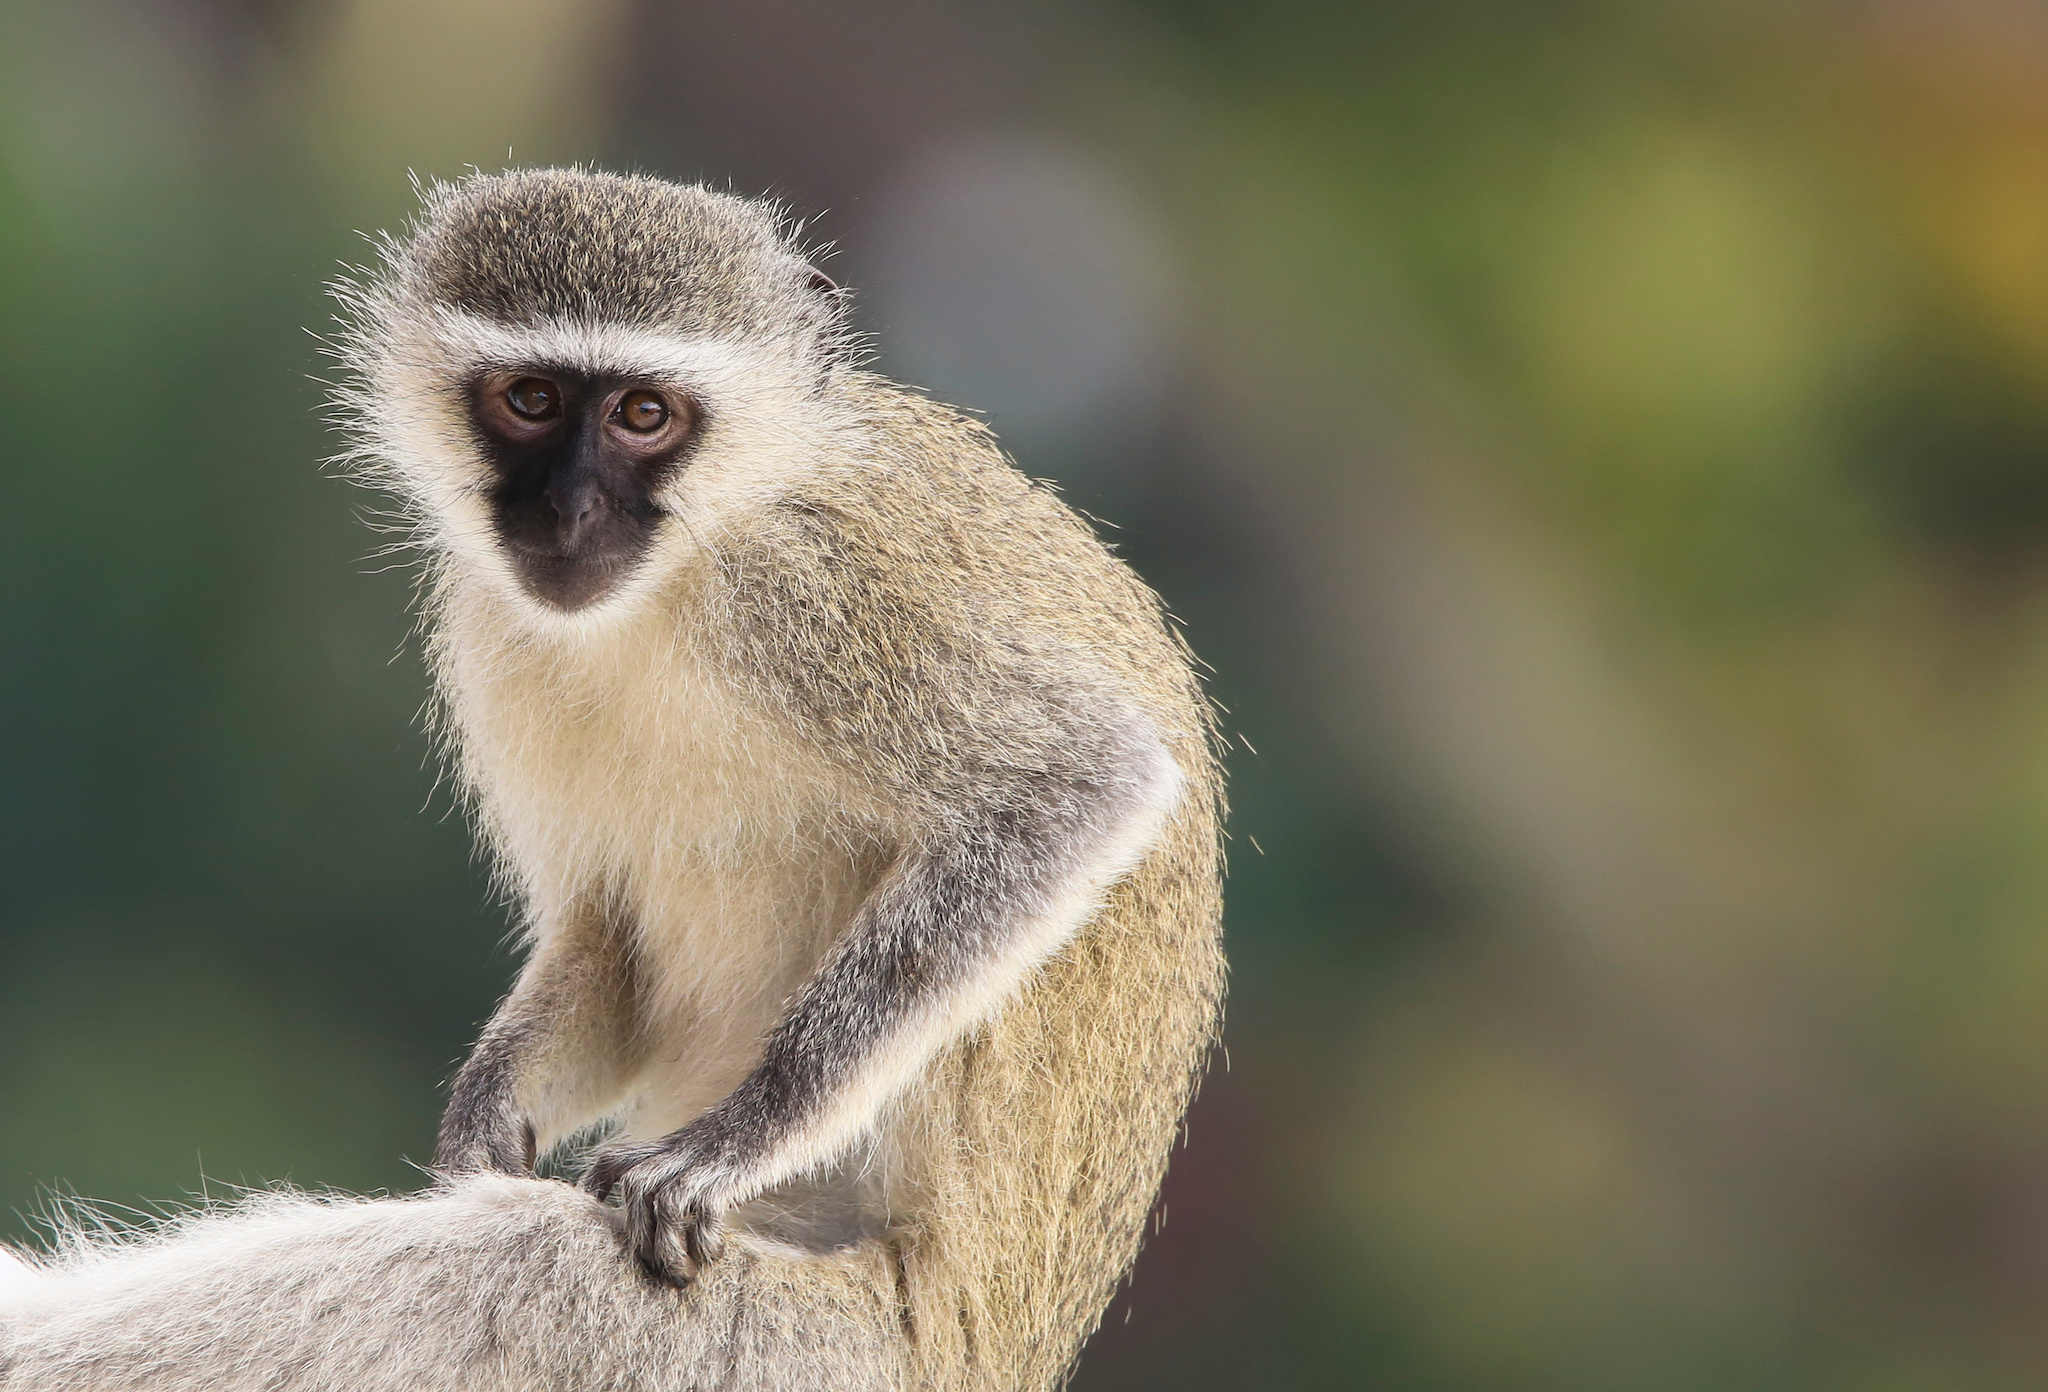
[805,267,841,295]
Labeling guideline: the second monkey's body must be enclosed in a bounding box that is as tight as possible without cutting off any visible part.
[338,171,1228,1390]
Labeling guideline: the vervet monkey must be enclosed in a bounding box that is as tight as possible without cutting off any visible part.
[0,169,1224,1392]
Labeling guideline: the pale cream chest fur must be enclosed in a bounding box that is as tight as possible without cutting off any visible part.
[435,580,886,1137]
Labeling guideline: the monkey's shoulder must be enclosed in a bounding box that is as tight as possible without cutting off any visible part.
[699,387,1194,784]
[762,383,1163,627]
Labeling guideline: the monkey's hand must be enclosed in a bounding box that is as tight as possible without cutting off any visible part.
[584,1124,747,1286]
[433,1110,538,1177]
[435,1026,546,1177]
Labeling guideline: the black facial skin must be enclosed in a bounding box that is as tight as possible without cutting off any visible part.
[467,368,699,610]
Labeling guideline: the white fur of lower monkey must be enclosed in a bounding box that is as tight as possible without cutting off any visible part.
[0,1174,907,1391]
[0,1247,39,1313]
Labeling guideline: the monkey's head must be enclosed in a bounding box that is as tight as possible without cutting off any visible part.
[336,169,850,618]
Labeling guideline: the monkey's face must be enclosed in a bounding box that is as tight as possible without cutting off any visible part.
[466,367,699,611]
[357,311,836,629]
[340,172,852,624]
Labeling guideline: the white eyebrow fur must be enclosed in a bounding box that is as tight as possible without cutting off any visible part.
[418,310,779,397]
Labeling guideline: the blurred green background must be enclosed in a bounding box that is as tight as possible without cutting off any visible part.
[12,0,2048,1386]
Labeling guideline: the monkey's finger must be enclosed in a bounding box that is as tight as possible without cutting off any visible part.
[681,1205,725,1273]
[642,1189,701,1288]
[583,1162,619,1201]
[624,1186,673,1282]
[583,1145,648,1200]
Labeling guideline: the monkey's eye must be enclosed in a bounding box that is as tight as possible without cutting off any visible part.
[613,390,670,434]
[506,377,562,420]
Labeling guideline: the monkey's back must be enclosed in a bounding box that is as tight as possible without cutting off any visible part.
[705,383,1226,1390]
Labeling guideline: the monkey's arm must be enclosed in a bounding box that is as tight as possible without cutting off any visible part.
[587,705,1181,1283]
[437,900,644,1174]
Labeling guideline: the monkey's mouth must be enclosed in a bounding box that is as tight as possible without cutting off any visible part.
[506,549,645,611]
[493,496,660,612]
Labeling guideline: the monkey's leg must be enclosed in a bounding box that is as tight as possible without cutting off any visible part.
[437,899,644,1175]
[585,714,1182,1284]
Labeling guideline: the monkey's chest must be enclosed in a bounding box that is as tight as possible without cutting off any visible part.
[477,673,872,1010]
[595,757,877,1130]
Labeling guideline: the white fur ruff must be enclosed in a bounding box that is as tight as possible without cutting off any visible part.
[0,1247,41,1315]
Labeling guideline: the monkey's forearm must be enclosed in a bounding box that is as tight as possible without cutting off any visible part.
[699,797,1167,1183]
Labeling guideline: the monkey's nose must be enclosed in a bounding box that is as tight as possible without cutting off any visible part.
[544,479,604,539]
